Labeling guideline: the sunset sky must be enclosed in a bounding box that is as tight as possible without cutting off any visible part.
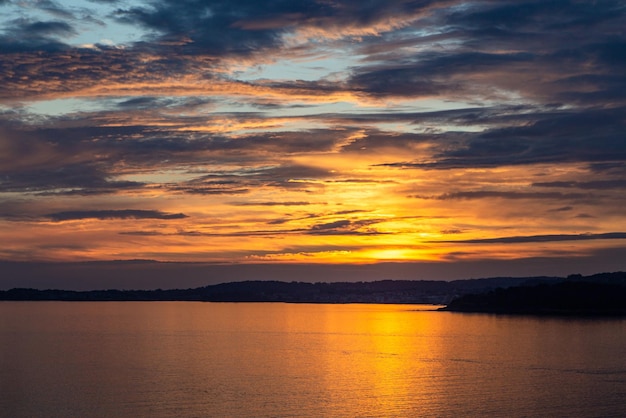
[1,0,626,288]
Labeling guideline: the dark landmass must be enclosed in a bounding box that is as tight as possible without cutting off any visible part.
[0,276,556,304]
[440,272,626,316]
[1,272,625,313]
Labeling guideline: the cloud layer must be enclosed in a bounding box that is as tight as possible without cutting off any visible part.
[1,0,625,273]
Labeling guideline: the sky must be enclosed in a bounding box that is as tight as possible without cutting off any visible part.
[1,0,626,288]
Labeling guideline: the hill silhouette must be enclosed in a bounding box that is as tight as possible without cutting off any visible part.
[0,276,556,303]
[441,272,626,315]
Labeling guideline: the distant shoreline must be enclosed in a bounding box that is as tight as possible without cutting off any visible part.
[1,272,625,316]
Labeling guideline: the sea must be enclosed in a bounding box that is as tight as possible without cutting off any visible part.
[1,302,625,417]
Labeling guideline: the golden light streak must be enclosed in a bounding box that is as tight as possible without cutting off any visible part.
[4,75,362,106]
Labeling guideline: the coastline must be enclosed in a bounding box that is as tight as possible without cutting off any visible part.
[1,272,625,316]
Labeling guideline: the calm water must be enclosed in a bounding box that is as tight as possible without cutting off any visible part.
[1,302,625,417]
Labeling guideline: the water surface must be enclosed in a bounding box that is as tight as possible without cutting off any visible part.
[1,302,625,417]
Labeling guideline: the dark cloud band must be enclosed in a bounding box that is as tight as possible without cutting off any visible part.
[45,210,188,221]
[434,232,626,244]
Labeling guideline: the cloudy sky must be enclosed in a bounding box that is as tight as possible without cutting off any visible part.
[1,0,625,287]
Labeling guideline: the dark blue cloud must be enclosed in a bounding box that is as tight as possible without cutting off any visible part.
[113,0,440,56]
[45,209,188,221]
[349,51,533,98]
[115,0,301,55]
[434,232,626,244]
[347,0,626,107]
[0,163,144,195]
[533,180,626,191]
[376,107,626,169]
[23,20,76,37]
